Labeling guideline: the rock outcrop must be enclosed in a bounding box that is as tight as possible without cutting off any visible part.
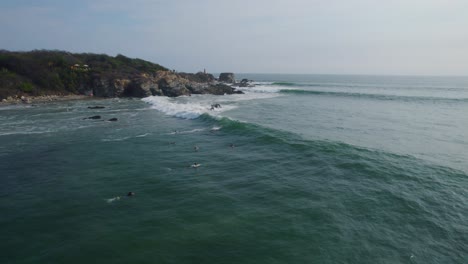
[218,73,236,83]
[91,74,131,97]
[179,72,216,83]
[125,74,162,97]
[229,78,256,88]
[85,71,243,98]
[0,50,244,100]
[153,71,191,97]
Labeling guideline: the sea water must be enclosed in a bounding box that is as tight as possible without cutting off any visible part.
[1,74,467,263]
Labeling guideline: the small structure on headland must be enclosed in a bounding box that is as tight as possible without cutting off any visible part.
[71,64,90,71]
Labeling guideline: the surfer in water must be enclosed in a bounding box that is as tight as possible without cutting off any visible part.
[191,162,200,168]
[107,192,135,203]
[194,145,199,152]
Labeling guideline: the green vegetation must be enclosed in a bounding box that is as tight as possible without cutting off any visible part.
[18,82,33,93]
[0,50,168,99]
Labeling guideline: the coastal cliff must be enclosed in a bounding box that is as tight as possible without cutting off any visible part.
[0,50,241,102]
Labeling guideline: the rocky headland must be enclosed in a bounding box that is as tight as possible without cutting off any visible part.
[0,50,245,104]
[90,70,244,98]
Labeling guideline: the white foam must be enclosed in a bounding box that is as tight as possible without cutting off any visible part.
[224,91,281,101]
[236,84,295,93]
[142,96,238,119]
[106,197,121,203]
[166,128,206,135]
[181,128,206,134]
[142,90,284,120]
[141,84,289,121]
[0,131,53,136]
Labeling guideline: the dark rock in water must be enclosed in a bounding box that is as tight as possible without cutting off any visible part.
[202,83,242,95]
[210,103,222,110]
[83,115,101,120]
[108,118,118,121]
[88,106,105,109]
[236,78,255,88]
[219,73,236,83]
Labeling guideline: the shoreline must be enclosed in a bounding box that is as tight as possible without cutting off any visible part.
[0,94,100,106]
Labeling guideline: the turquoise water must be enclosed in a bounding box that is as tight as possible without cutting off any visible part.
[1,75,467,263]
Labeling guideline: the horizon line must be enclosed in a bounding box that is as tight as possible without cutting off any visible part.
[229,73,468,78]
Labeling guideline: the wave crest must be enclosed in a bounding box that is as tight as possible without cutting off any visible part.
[279,89,468,103]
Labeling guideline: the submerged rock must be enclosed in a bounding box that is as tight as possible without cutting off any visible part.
[83,115,101,120]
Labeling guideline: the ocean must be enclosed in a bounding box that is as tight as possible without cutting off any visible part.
[1,74,467,263]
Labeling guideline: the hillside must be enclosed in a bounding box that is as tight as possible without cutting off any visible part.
[0,50,170,100]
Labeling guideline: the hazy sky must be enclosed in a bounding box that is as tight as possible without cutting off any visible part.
[1,0,467,75]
